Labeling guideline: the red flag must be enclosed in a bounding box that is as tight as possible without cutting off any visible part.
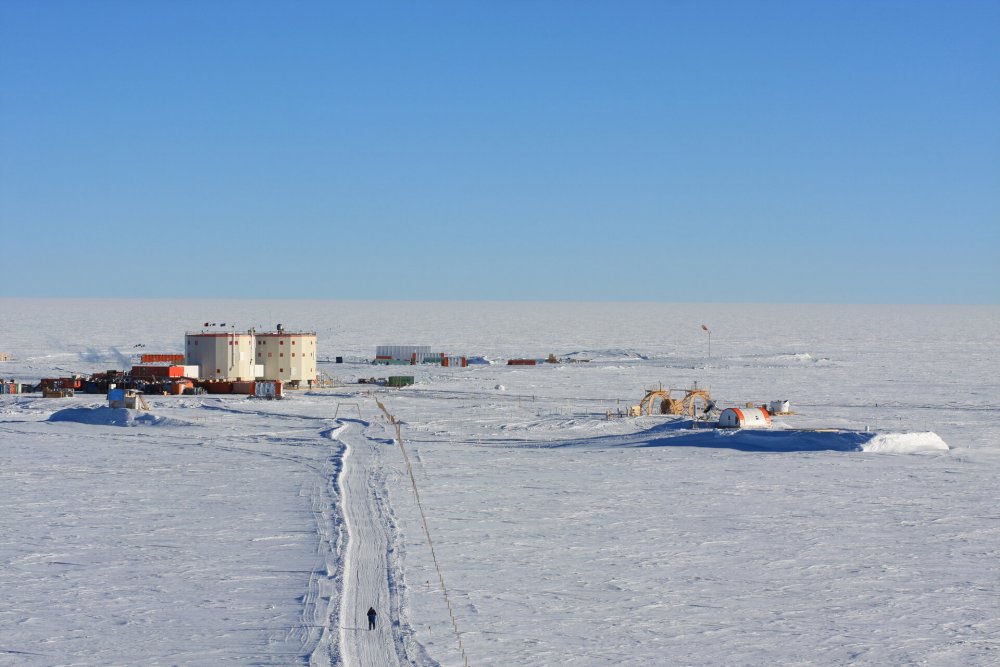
[701,324,710,332]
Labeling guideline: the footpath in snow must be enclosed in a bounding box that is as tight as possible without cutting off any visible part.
[330,415,437,667]
[334,418,399,666]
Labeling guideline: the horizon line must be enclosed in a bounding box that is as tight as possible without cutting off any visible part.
[0,296,997,307]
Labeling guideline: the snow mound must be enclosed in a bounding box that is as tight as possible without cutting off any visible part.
[861,431,949,453]
[48,406,178,427]
[465,356,493,365]
[730,352,832,367]
[561,349,649,361]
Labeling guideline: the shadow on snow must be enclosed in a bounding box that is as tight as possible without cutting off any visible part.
[530,419,876,453]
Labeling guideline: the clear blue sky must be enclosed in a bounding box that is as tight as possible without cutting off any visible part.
[1,1,997,302]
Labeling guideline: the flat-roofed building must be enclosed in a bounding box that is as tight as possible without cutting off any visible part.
[185,331,256,381]
[256,330,317,388]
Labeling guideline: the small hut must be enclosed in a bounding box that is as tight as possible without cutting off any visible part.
[718,407,771,429]
[108,388,149,410]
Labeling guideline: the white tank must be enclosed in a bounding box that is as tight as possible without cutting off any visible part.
[718,407,772,429]
[185,332,256,381]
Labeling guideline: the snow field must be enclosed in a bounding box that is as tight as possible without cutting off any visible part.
[0,397,343,665]
[1,300,998,665]
[382,394,998,666]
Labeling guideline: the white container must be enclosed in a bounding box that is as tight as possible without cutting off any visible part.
[770,400,790,414]
[254,380,283,399]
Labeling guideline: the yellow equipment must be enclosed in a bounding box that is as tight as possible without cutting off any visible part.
[635,386,714,417]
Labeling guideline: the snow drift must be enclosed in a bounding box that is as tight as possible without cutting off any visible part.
[48,406,177,427]
[860,431,950,453]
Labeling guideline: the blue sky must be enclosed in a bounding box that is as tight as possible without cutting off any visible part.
[1,1,997,302]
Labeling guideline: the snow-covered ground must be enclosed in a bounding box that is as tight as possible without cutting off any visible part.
[1,300,998,665]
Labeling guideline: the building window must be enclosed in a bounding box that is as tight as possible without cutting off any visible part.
[257,352,261,358]
[292,353,295,357]
[280,368,284,373]
[280,341,284,345]
[268,352,272,358]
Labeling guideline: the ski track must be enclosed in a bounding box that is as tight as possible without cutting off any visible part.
[335,417,404,666]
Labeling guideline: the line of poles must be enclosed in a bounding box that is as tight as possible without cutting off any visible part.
[375,398,470,667]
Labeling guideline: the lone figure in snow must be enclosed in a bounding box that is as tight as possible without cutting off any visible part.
[367,607,377,630]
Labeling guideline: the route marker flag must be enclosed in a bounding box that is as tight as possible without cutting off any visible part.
[702,324,711,359]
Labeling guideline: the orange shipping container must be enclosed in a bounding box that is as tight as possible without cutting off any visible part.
[169,379,194,395]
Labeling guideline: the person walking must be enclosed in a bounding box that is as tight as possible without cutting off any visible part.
[367,606,377,630]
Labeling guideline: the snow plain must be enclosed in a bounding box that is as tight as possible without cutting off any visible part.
[1,299,998,666]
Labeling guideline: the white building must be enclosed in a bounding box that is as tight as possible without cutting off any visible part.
[255,331,317,387]
[185,331,257,381]
[375,345,431,363]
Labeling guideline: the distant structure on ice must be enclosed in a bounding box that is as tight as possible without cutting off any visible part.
[374,345,467,367]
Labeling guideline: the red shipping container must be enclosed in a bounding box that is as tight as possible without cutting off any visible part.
[140,354,185,364]
[232,381,255,395]
[42,377,83,389]
[131,365,186,378]
[507,359,537,366]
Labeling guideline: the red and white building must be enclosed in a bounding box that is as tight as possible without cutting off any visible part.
[718,407,772,429]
